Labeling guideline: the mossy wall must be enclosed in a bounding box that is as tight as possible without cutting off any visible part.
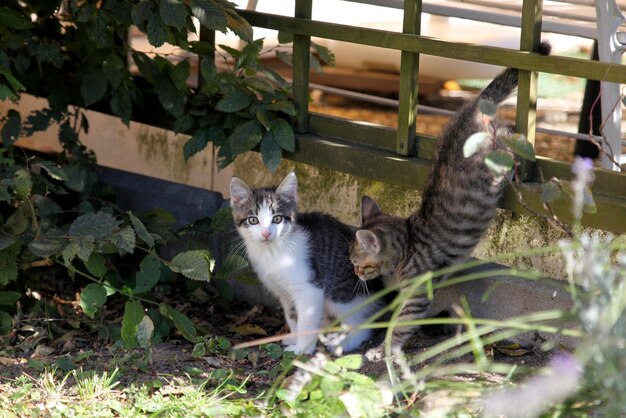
[232,151,608,281]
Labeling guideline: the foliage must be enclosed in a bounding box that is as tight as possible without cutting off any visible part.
[0,0,330,353]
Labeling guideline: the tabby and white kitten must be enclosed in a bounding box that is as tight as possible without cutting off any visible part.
[350,43,552,360]
[230,173,383,355]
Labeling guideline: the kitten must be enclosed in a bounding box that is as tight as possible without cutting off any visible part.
[350,42,552,360]
[230,172,383,355]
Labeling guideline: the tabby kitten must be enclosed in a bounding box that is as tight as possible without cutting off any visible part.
[230,172,383,355]
[350,42,551,360]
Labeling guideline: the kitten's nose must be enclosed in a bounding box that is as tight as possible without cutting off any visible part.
[262,230,271,240]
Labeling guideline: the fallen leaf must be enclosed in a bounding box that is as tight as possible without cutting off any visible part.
[31,344,54,358]
[229,323,267,336]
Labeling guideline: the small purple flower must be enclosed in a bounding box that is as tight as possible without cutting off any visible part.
[572,156,594,177]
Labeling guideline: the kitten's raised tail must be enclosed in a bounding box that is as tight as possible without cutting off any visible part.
[480,41,552,104]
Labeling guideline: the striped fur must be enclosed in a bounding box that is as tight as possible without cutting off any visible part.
[350,42,551,360]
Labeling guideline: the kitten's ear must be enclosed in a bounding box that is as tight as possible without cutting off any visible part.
[355,229,381,255]
[276,172,298,204]
[360,195,382,224]
[230,177,253,209]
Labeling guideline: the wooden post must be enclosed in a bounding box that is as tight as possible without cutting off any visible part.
[293,0,312,133]
[516,0,543,180]
[516,0,543,178]
[396,0,422,156]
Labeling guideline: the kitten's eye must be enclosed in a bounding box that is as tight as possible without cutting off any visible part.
[247,217,259,225]
[272,215,283,224]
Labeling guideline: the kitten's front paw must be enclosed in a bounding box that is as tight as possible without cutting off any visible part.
[284,344,315,355]
[322,333,347,357]
[365,345,387,362]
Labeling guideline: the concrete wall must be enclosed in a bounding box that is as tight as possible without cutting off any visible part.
[2,94,234,197]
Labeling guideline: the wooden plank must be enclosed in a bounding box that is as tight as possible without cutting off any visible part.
[238,10,626,83]
[292,0,312,132]
[309,113,397,151]
[396,0,421,156]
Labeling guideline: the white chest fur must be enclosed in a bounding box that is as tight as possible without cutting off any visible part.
[243,227,313,299]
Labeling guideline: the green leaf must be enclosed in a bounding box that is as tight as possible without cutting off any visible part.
[0,311,11,335]
[122,300,145,348]
[192,342,206,357]
[484,150,514,176]
[112,226,136,255]
[0,6,33,29]
[28,237,63,258]
[5,205,29,235]
[170,60,191,89]
[69,212,120,239]
[334,354,363,370]
[85,253,108,279]
[499,133,536,161]
[275,50,293,67]
[159,304,197,343]
[110,89,133,125]
[80,283,107,319]
[227,119,262,155]
[1,109,21,147]
[268,101,297,117]
[216,91,253,113]
[225,8,253,42]
[62,241,80,264]
[77,237,95,263]
[173,114,196,135]
[191,0,227,33]
[36,161,67,181]
[81,70,108,106]
[245,77,275,94]
[463,132,490,158]
[132,52,159,84]
[14,169,32,198]
[147,13,169,47]
[183,125,212,160]
[131,0,154,25]
[168,250,212,282]
[137,315,155,348]
[312,42,335,66]
[134,255,162,294]
[541,181,562,204]
[129,212,155,248]
[102,54,126,89]
[159,0,188,30]
[157,78,186,117]
[260,135,282,172]
[0,291,20,306]
[277,31,293,44]
[269,118,295,152]
[582,187,597,214]
[0,247,18,286]
[478,99,497,117]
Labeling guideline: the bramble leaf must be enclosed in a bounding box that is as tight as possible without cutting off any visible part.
[260,135,282,172]
[463,132,490,158]
[134,255,162,294]
[499,133,536,161]
[69,212,120,239]
[484,150,514,175]
[478,99,497,117]
[122,300,144,347]
[159,304,197,342]
[168,250,212,282]
[80,283,107,319]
